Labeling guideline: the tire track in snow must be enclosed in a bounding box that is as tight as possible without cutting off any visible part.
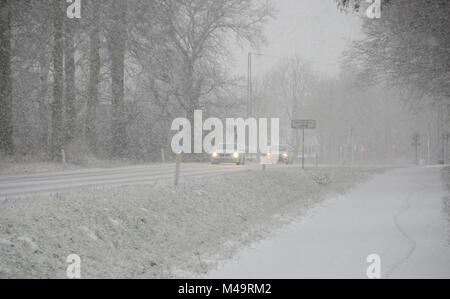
[386,185,426,278]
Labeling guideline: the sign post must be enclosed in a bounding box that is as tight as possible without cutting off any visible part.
[292,120,317,170]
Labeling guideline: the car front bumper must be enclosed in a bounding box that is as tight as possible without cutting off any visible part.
[211,154,241,164]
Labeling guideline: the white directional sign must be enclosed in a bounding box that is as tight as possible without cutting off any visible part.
[292,120,317,130]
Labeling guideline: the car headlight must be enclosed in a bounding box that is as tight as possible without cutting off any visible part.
[212,152,218,158]
[282,153,288,158]
[266,152,272,158]
[233,152,240,159]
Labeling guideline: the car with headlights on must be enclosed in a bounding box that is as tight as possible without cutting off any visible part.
[278,144,292,164]
[211,144,246,165]
[262,144,292,164]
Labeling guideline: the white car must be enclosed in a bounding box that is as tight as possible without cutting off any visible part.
[211,144,246,165]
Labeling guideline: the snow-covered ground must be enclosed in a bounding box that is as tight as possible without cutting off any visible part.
[206,166,450,279]
[0,166,382,278]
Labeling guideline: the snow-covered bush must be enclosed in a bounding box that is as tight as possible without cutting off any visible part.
[310,172,334,186]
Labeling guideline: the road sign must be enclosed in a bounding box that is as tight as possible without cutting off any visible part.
[291,120,317,130]
[291,120,317,170]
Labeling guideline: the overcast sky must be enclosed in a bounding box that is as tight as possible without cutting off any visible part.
[232,0,363,77]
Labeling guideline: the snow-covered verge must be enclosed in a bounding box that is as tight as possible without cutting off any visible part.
[0,167,386,279]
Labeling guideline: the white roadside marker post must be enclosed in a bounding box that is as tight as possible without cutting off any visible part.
[315,152,319,168]
[161,148,166,164]
[175,153,182,186]
[61,149,66,165]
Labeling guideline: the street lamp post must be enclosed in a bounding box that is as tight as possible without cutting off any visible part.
[247,53,252,118]
[247,52,264,119]
[247,52,264,166]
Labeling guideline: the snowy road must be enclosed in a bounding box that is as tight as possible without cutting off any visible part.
[0,163,268,198]
[207,167,450,279]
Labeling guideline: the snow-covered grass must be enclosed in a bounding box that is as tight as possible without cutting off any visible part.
[0,167,385,279]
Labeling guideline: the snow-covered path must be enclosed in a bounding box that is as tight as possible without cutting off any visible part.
[207,167,450,279]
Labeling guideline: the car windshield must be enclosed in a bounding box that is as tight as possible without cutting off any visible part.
[279,145,289,152]
[215,144,238,153]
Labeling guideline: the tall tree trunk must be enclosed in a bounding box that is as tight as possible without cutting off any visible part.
[51,0,64,160]
[86,0,101,156]
[0,0,14,156]
[64,17,77,145]
[38,50,50,158]
[107,0,127,158]
[184,59,202,156]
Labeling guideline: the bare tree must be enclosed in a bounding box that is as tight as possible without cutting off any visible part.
[157,0,274,153]
[107,0,128,158]
[64,11,78,144]
[0,0,14,156]
[1,0,275,162]
[86,0,101,155]
[343,0,450,106]
[37,36,51,158]
[51,0,64,160]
